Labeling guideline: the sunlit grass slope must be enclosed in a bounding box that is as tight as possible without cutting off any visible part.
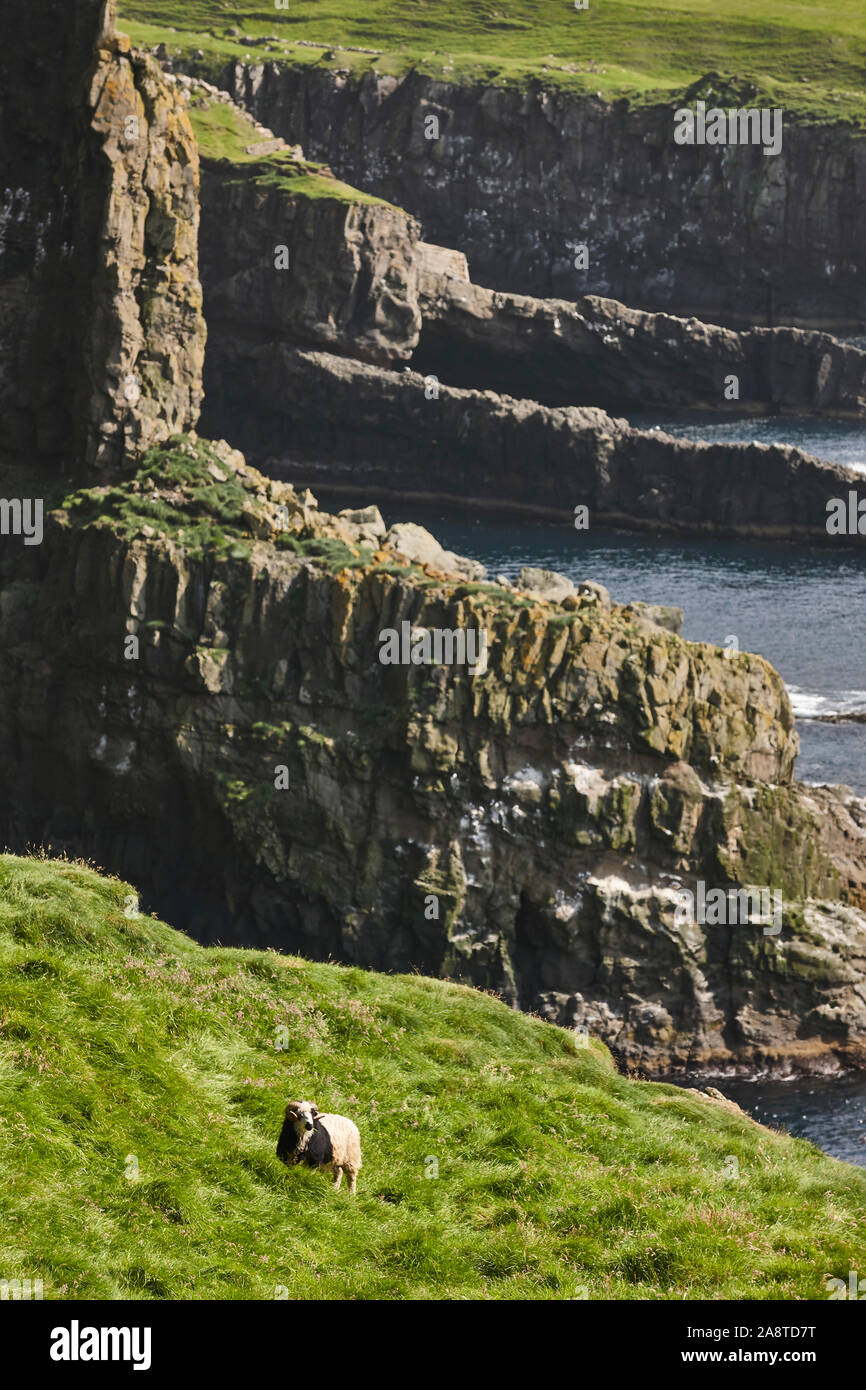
[120,0,866,123]
[0,853,863,1299]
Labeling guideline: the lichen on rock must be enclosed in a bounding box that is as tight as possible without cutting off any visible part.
[0,435,862,1072]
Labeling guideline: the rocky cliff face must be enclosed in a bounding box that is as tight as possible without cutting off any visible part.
[0,436,863,1074]
[200,170,420,366]
[202,343,866,546]
[224,63,866,329]
[416,257,866,416]
[178,90,866,541]
[0,0,205,476]
[191,87,421,367]
[194,135,866,420]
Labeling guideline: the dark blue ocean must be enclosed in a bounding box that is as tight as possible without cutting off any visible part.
[677,1073,866,1169]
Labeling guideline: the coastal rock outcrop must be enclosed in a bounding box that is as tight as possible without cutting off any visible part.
[192,88,422,366]
[202,343,866,546]
[181,84,866,421]
[0,436,863,1073]
[416,256,866,416]
[138,75,866,548]
[166,101,866,540]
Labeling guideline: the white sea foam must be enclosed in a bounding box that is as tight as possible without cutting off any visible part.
[787,685,866,719]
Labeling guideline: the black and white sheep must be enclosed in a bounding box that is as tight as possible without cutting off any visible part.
[277,1100,362,1193]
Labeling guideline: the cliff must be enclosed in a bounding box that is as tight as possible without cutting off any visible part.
[189,84,422,366]
[1,435,864,1073]
[189,106,866,421]
[159,79,866,542]
[224,62,866,330]
[202,343,866,546]
[0,0,205,477]
[1,3,865,1079]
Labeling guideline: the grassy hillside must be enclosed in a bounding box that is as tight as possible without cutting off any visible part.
[120,0,866,124]
[0,852,863,1300]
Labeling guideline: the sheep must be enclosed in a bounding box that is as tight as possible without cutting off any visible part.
[276,1100,362,1193]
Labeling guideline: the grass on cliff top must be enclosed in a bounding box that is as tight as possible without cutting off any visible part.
[56,435,542,595]
[120,0,866,124]
[60,436,258,561]
[58,435,387,574]
[188,98,393,205]
[1,851,864,1301]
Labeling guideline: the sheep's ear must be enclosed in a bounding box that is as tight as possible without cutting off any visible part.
[285,1102,299,1117]
[311,1105,320,1117]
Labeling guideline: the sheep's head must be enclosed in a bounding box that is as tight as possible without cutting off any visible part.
[285,1100,319,1135]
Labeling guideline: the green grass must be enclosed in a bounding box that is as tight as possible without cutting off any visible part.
[0,852,864,1300]
[120,0,866,124]
[60,435,259,560]
[57,433,413,575]
[188,99,393,205]
[274,533,375,570]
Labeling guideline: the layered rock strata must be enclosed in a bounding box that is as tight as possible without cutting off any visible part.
[416,256,866,416]
[202,344,866,546]
[0,437,863,1073]
[221,61,866,328]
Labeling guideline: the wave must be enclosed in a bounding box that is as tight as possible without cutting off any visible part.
[787,685,866,720]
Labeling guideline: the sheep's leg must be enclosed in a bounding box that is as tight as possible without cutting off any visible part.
[333,1166,344,1190]
[347,1168,358,1194]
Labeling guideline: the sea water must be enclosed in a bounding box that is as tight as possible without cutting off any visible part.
[675,1073,866,1168]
